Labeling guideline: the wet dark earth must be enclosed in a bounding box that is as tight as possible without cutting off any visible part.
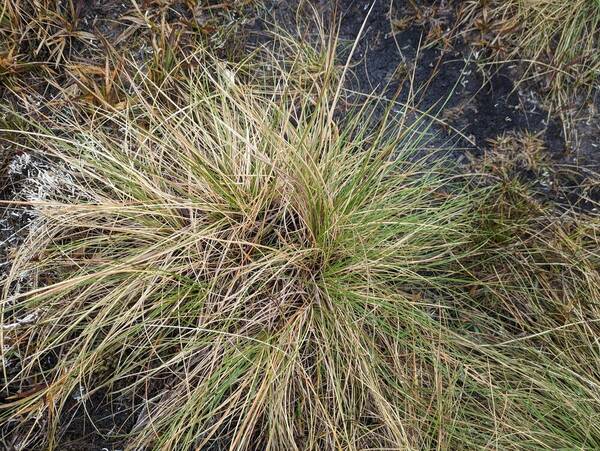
[254,0,598,206]
[333,0,599,207]
[1,0,599,449]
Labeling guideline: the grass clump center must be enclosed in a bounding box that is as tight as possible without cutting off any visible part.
[1,46,481,449]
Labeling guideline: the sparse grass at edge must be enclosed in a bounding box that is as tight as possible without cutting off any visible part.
[458,0,600,135]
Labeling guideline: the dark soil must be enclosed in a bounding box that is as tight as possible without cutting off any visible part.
[265,0,598,209]
[332,0,598,206]
[1,0,598,449]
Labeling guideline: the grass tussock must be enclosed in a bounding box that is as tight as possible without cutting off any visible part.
[1,29,600,450]
[460,0,600,114]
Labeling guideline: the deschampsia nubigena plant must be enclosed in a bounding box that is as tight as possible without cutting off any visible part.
[1,30,600,450]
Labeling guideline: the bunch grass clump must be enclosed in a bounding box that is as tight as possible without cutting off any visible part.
[1,31,600,450]
[0,41,481,448]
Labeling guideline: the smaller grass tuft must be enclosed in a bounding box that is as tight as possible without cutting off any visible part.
[459,0,600,131]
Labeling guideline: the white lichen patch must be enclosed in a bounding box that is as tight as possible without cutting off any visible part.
[1,309,40,331]
[72,384,86,402]
[1,152,76,305]
[23,167,77,203]
[7,151,77,203]
[7,152,33,176]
